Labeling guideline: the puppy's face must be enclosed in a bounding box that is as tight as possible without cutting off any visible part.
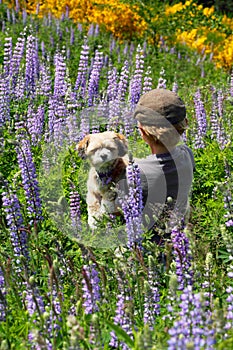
[77,131,128,170]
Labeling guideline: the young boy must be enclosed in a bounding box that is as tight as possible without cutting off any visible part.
[130,88,195,241]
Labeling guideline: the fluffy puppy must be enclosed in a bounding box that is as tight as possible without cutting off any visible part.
[77,131,128,229]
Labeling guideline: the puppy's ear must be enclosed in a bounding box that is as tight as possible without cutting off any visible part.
[76,135,90,159]
[115,133,128,157]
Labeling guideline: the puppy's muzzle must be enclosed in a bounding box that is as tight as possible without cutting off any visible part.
[101,154,108,161]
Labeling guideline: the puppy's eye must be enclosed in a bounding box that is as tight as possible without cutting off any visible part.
[89,148,97,154]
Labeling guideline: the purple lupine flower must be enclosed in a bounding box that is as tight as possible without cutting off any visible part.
[40,41,46,59]
[107,99,121,131]
[0,268,6,321]
[53,51,67,97]
[216,120,228,150]
[2,21,5,32]
[3,36,12,76]
[226,220,233,227]
[172,81,179,93]
[221,222,233,256]
[10,33,25,92]
[36,2,40,15]
[129,44,144,108]
[193,89,207,149]
[213,89,228,149]
[16,136,42,221]
[66,114,80,144]
[209,89,219,140]
[143,256,160,328]
[78,109,90,140]
[12,9,16,24]
[109,290,125,348]
[223,164,232,228]
[230,71,233,98]
[70,26,75,45]
[36,63,52,97]
[25,286,54,350]
[53,116,66,147]
[77,23,82,32]
[74,38,89,100]
[47,290,62,333]
[69,190,82,235]
[209,87,228,149]
[201,252,215,315]
[119,158,143,247]
[91,116,100,134]
[49,35,54,48]
[14,68,26,100]
[117,60,129,102]
[94,24,99,36]
[87,47,103,106]
[22,9,27,24]
[82,264,101,314]
[220,224,233,331]
[201,66,205,78]
[225,284,233,331]
[129,42,135,59]
[170,47,175,54]
[66,46,70,60]
[0,74,10,127]
[123,107,135,137]
[109,37,116,53]
[106,66,118,102]
[27,105,45,146]
[196,56,201,66]
[168,286,215,350]
[87,23,95,36]
[123,42,128,56]
[38,271,64,348]
[142,66,152,95]
[157,67,167,89]
[171,227,193,290]
[15,0,20,12]
[6,8,10,22]
[25,284,45,317]
[45,96,56,141]
[25,35,40,97]
[2,185,30,269]
[110,274,133,349]
[217,89,224,118]
[221,224,233,331]
[46,96,67,144]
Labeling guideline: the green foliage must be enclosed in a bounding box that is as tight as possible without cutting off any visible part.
[0,1,233,349]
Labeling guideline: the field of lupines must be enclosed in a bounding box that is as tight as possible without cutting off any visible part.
[0,0,233,349]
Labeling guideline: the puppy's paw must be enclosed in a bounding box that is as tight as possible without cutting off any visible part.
[100,199,116,215]
[88,215,98,230]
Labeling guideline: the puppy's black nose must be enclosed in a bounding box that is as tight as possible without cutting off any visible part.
[101,154,108,161]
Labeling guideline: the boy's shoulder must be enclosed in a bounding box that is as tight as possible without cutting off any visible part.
[133,143,195,170]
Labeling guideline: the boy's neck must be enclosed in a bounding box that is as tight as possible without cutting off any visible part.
[149,142,171,155]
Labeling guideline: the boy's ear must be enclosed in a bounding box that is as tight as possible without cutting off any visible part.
[76,135,90,159]
[138,125,147,137]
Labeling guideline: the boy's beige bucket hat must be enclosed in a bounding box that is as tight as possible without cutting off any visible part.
[133,88,186,126]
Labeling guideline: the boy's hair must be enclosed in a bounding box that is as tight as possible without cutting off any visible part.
[140,119,187,149]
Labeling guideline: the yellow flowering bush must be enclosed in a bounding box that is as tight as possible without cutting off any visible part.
[162,1,233,70]
[86,1,147,39]
[214,35,233,69]
[4,0,147,40]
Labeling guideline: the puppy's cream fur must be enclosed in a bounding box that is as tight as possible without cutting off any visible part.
[77,131,128,229]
